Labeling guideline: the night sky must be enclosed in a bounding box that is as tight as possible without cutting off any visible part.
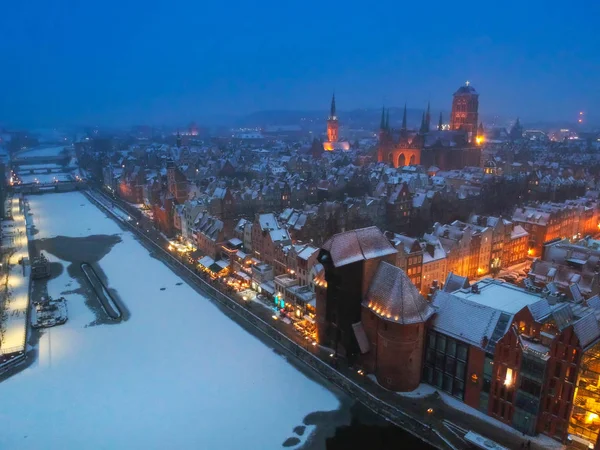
[1,0,599,127]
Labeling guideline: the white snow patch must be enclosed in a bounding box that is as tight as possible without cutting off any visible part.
[396,383,437,398]
[0,192,339,450]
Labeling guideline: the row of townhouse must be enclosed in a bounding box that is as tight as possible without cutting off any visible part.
[512,197,600,257]
[384,214,530,294]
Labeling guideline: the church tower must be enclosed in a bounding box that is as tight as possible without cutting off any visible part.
[327,94,339,143]
[450,81,479,138]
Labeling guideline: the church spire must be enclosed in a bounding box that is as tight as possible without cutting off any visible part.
[419,112,428,134]
[438,112,443,131]
[425,102,431,131]
[385,109,390,130]
[401,103,407,130]
[330,93,336,119]
[380,106,386,130]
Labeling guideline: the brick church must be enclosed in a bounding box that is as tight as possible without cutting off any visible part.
[377,82,484,170]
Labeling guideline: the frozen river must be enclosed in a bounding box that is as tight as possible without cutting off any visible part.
[0,192,340,449]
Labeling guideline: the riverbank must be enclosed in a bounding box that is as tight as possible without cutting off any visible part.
[90,186,567,450]
[0,191,355,450]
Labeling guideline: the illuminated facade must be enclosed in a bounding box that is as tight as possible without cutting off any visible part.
[377,105,422,168]
[430,279,600,447]
[377,85,482,170]
[323,94,350,151]
[450,81,479,137]
[315,225,600,446]
[512,200,598,257]
[327,94,338,142]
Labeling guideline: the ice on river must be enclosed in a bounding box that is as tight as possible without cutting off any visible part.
[0,192,339,449]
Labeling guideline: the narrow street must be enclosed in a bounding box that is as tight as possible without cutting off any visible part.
[0,196,31,363]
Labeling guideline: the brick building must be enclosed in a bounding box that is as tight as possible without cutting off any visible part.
[360,262,435,391]
[251,213,291,267]
[316,227,397,360]
[192,211,225,259]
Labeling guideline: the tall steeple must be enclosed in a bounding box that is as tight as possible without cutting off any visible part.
[385,109,390,130]
[326,93,339,143]
[425,102,431,131]
[380,106,386,130]
[419,112,428,134]
[176,130,182,148]
[401,103,407,130]
[329,93,336,119]
[438,112,443,131]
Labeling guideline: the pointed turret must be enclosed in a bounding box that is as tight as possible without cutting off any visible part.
[380,107,386,130]
[419,112,428,134]
[326,93,339,143]
[329,93,336,119]
[509,117,523,141]
[401,103,407,130]
[438,112,443,131]
[425,102,431,131]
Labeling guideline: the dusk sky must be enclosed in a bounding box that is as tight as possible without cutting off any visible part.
[1,0,599,127]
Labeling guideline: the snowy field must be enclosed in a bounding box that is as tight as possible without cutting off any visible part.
[0,192,339,449]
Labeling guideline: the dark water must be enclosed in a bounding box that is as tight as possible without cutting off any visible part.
[326,403,435,450]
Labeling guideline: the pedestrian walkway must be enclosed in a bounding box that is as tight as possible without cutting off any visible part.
[0,196,31,357]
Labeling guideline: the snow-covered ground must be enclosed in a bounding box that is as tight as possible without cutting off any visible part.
[19,173,71,184]
[397,383,564,450]
[0,192,339,449]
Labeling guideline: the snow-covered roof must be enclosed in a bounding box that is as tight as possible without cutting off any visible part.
[432,290,509,349]
[452,279,542,315]
[320,227,397,268]
[364,262,435,325]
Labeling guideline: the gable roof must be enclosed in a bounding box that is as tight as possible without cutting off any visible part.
[443,272,470,293]
[431,290,509,349]
[321,227,397,268]
[574,312,600,348]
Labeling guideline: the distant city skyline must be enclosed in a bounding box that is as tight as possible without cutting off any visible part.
[1,0,599,128]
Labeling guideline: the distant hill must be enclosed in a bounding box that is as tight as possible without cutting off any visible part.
[235,107,446,131]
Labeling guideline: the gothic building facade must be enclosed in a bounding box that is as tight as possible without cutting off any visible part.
[377,83,484,170]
